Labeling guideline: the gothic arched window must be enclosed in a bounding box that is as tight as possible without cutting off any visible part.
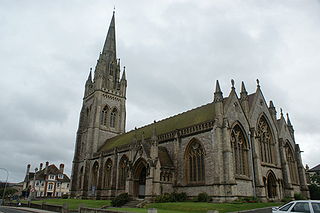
[101,105,109,126]
[231,124,249,176]
[285,142,298,184]
[91,161,99,190]
[266,171,277,199]
[185,139,205,184]
[257,116,276,164]
[118,155,128,189]
[104,159,112,188]
[110,108,118,128]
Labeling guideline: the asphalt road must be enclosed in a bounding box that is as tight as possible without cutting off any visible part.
[0,207,29,213]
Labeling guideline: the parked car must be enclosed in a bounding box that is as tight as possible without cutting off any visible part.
[272,200,320,213]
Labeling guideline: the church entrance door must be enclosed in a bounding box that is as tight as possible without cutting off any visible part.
[267,172,277,199]
[133,159,147,199]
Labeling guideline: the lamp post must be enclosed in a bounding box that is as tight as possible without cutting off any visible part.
[0,168,9,206]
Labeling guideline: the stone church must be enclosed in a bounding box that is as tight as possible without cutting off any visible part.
[70,12,309,201]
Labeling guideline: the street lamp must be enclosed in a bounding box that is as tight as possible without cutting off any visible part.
[0,168,9,206]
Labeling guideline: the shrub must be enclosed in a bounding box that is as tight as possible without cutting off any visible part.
[111,193,129,207]
[172,192,187,202]
[281,196,293,203]
[197,192,210,202]
[155,192,188,203]
[294,193,305,200]
[155,193,174,203]
[309,184,320,200]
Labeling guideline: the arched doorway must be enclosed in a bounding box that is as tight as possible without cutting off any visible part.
[266,171,277,199]
[133,159,147,198]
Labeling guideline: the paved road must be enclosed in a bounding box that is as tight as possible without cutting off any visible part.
[0,206,28,213]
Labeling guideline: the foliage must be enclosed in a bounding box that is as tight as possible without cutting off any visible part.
[281,197,293,203]
[111,193,129,207]
[310,173,320,185]
[294,193,305,200]
[309,183,320,199]
[61,194,69,199]
[0,187,18,198]
[197,192,210,202]
[155,192,187,203]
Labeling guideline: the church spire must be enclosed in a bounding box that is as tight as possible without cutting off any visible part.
[102,12,116,59]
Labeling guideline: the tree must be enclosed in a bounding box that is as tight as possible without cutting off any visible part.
[309,173,320,199]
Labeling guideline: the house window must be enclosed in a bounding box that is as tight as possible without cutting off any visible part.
[257,116,276,164]
[110,108,117,128]
[49,175,55,180]
[185,139,205,184]
[104,159,112,188]
[58,174,63,179]
[48,183,53,190]
[35,181,40,186]
[118,155,128,189]
[57,182,61,188]
[231,124,249,176]
[41,181,44,187]
[101,105,109,126]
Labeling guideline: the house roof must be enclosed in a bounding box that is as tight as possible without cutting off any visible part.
[309,164,320,172]
[24,164,70,183]
[99,102,216,152]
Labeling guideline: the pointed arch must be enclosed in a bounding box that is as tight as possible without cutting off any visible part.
[101,105,109,126]
[91,161,99,190]
[256,114,276,164]
[104,159,113,188]
[284,141,298,184]
[110,107,118,128]
[118,155,128,189]
[230,122,249,176]
[185,138,205,184]
[266,170,277,199]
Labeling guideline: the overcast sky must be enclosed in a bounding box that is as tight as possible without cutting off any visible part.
[1,0,320,183]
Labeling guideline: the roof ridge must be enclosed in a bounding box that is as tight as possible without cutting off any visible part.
[127,102,213,133]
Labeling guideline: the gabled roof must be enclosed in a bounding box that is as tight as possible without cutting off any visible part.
[99,102,216,152]
[158,146,174,168]
[309,164,320,172]
[24,164,70,182]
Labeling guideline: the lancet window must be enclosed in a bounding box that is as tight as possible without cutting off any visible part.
[78,166,83,189]
[110,108,117,128]
[91,161,99,189]
[185,139,205,184]
[231,124,249,176]
[104,159,113,188]
[118,155,128,189]
[285,142,298,184]
[257,116,276,164]
[101,105,109,126]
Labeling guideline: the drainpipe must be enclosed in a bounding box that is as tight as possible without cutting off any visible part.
[248,130,256,197]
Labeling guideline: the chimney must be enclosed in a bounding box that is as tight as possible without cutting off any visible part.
[59,164,64,174]
[26,164,31,181]
[39,163,43,171]
[45,161,49,175]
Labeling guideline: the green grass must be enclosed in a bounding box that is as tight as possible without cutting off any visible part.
[26,199,111,211]
[113,202,283,213]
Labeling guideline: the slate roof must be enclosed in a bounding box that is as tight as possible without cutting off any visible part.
[24,164,70,183]
[158,146,174,168]
[309,164,320,172]
[99,102,216,152]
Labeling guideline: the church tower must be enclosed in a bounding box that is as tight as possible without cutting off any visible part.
[71,12,126,196]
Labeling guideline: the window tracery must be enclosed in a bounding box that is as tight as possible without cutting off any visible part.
[257,116,276,164]
[104,159,112,188]
[110,108,117,128]
[285,142,298,184]
[231,124,249,176]
[118,156,128,189]
[185,140,205,184]
[101,105,109,126]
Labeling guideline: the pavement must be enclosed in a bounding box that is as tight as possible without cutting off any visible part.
[228,207,273,213]
[0,206,56,213]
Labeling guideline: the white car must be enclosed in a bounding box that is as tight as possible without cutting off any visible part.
[272,200,320,213]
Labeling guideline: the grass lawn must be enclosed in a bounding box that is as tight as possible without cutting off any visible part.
[113,202,283,213]
[25,199,111,211]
